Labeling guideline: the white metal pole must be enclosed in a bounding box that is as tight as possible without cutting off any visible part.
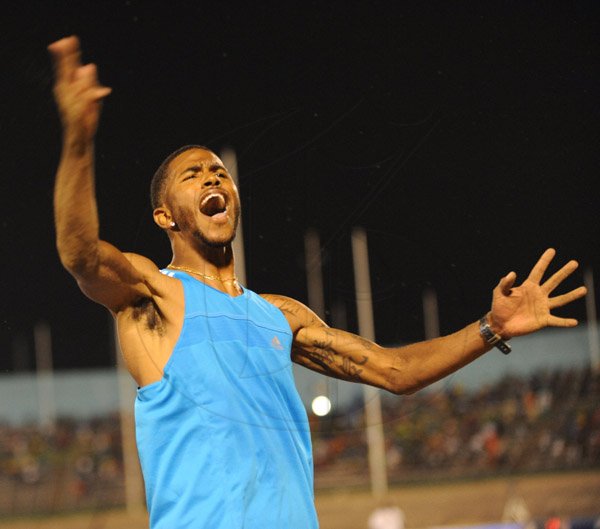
[351,227,388,498]
[304,228,326,319]
[304,229,335,403]
[422,287,440,340]
[220,147,247,286]
[34,321,56,428]
[584,268,599,372]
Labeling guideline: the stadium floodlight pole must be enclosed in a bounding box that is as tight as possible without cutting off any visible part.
[304,228,335,408]
[112,319,145,512]
[34,321,56,428]
[422,287,440,340]
[220,147,247,286]
[304,228,326,320]
[12,334,30,371]
[351,227,388,498]
[584,268,599,373]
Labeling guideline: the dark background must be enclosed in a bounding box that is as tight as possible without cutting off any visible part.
[1,1,598,371]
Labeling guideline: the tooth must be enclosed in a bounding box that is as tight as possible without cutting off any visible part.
[201,193,219,206]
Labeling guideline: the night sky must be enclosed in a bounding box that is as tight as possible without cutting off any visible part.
[1,2,598,372]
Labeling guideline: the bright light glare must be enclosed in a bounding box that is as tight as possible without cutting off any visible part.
[311,395,332,416]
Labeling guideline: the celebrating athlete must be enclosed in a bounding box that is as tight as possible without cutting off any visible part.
[49,36,587,529]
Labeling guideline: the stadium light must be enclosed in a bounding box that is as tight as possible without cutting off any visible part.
[311,395,332,416]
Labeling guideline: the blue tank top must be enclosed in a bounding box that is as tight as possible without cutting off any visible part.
[134,271,318,528]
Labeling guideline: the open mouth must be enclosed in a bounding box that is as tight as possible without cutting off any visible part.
[200,192,227,217]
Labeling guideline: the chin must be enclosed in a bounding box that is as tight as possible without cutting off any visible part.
[193,229,236,249]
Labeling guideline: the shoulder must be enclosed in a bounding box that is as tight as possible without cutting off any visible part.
[121,252,177,292]
[259,294,326,334]
[122,251,157,270]
[98,249,181,310]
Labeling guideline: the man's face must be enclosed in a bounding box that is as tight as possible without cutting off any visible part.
[163,148,241,248]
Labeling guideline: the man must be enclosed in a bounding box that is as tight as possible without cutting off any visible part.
[49,36,587,528]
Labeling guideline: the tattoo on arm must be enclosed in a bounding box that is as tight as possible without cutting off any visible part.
[277,299,301,318]
[294,345,334,372]
[266,295,324,328]
[310,339,335,365]
[263,296,375,384]
[299,332,370,382]
[341,354,368,381]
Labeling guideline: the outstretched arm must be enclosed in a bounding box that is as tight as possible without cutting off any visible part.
[263,249,587,394]
[49,36,155,311]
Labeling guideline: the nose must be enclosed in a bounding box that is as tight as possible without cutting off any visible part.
[202,172,221,188]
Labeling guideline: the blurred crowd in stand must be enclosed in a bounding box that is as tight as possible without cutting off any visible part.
[0,366,598,516]
[311,366,600,487]
[0,414,123,514]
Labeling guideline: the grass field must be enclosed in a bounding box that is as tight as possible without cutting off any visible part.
[1,471,598,529]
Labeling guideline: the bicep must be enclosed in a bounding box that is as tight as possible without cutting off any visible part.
[260,293,327,333]
[73,241,155,312]
[260,293,396,390]
[293,326,393,389]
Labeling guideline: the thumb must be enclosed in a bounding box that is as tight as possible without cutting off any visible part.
[498,271,516,296]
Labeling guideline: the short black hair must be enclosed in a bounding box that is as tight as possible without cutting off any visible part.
[150,144,215,209]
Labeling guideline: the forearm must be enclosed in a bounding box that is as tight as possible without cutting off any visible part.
[54,132,100,275]
[388,320,492,394]
[295,320,493,395]
[49,36,113,277]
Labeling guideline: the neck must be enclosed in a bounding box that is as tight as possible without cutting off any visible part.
[169,241,240,294]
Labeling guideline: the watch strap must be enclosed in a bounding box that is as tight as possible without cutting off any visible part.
[479,316,511,355]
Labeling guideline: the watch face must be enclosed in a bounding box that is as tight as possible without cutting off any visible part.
[479,318,493,338]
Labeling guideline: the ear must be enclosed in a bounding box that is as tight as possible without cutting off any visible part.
[153,206,175,230]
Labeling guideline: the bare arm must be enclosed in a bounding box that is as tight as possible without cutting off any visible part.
[263,249,587,395]
[262,294,480,393]
[50,36,154,311]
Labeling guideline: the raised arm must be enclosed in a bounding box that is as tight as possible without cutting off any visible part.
[264,249,587,395]
[49,36,155,311]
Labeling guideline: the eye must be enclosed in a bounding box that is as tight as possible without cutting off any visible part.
[217,172,228,179]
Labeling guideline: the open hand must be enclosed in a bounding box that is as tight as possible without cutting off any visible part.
[490,248,587,339]
[48,36,111,142]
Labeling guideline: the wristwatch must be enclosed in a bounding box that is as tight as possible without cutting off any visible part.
[479,315,511,355]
